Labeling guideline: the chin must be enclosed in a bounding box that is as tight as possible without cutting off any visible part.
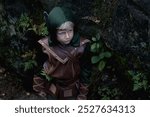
[64,41,71,44]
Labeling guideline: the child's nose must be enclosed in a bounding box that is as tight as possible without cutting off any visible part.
[65,32,69,38]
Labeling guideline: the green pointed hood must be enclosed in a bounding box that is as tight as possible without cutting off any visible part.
[47,6,80,46]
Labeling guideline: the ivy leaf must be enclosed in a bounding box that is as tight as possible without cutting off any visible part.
[92,37,96,41]
[91,43,101,53]
[98,61,106,71]
[99,53,105,59]
[91,43,97,53]
[104,51,112,58]
[96,33,100,40]
[91,56,101,64]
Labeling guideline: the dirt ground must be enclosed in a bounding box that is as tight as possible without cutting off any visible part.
[0,66,44,100]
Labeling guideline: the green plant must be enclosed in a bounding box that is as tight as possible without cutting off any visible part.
[13,13,48,72]
[20,51,37,72]
[98,86,122,100]
[7,49,38,72]
[40,69,53,82]
[0,13,48,73]
[128,70,149,91]
[91,33,112,71]
[16,13,32,33]
[16,13,48,36]
[30,23,48,36]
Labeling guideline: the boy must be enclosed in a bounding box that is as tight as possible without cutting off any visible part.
[33,6,91,100]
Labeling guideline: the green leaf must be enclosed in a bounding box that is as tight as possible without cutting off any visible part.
[104,51,112,58]
[96,33,100,40]
[91,56,101,64]
[91,43,101,53]
[92,37,96,41]
[128,70,134,76]
[98,61,106,71]
[23,60,37,71]
[91,43,97,53]
[37,23,48,36]
[40,69,52,81]
[133,84,141,91]
[143,80,148,90]
[99,53,105,60]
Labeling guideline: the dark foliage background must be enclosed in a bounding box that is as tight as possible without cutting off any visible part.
[0,0,149,99]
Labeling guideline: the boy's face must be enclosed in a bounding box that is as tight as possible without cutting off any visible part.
[56,21,74,45]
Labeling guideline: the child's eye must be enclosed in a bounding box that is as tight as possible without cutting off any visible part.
[69,30,73,32]
[57,31,66,35]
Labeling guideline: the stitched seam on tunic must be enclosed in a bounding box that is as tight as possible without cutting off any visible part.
[38,40,68,64]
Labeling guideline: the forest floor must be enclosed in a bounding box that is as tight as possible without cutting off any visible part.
[0,66,44,100]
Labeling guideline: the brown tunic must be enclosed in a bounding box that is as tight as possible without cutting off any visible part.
[33,37,90,99]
